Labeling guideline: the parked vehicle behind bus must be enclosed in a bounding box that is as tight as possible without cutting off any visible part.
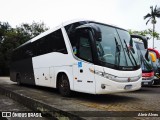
[148,48,160,83]
[132,35,154,86]
[10,19,143,96]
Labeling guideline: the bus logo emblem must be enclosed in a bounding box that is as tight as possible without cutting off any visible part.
[128,77,131,82]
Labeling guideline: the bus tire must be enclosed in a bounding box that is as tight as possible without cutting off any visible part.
[16,74,21,85]
[58,74,71,97]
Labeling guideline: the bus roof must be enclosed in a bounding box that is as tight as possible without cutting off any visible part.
[15,19,127,50]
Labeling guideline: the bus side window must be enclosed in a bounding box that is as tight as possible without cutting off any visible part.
[31,29,68,57]
[65,22,87,55]
[54,30,68,54]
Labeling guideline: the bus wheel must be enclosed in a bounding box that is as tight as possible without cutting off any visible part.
[16,74,21,85]
[58,74,71,97]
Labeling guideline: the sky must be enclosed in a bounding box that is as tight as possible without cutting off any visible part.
[0,0,160,51]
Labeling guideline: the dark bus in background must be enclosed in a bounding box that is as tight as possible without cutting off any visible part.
[131,35,155,86]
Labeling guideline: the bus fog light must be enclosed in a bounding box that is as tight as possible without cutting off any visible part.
[101,84,106,89]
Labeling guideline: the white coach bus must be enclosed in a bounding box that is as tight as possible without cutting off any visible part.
[10,19,142,96]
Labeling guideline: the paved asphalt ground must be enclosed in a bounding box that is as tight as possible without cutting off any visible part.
[0,77,160,120]
[0,94,48,120]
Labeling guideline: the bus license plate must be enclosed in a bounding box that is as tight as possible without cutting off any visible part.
[124,85,132,90]
[143,82,148,85]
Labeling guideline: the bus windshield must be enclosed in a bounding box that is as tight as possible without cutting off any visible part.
[94,23,140,70]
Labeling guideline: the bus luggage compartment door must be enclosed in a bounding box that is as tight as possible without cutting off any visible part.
[34,68,51,87]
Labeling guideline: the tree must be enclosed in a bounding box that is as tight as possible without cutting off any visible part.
[16,21,49,43]
[0,21,49,76]
[0,22,13,75]
[128,29,159,40]
[147,29,160,40]
[144,5,160,48]
[0,22,11,43]
[128,29,149,36]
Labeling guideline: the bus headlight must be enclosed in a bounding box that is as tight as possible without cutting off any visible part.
[94,70,117,80]
[90,69,141,82]
[103,73,117,80]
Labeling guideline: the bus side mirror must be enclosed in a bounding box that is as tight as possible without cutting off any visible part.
[145,50,149,61]
[149,52,156,62]
[95,31,102,41]
[131,35,148,49]
[76,23,102,41]
[91,24,102,41]
[143,40,148,49]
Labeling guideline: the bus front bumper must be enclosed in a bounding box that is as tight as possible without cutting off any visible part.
[142,76,154,86]
[95,77,142,94]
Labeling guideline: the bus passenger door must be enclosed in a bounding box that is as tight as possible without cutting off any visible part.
[73,62,95,93]
[72,28,95,93]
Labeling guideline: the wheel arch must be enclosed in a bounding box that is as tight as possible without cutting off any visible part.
[55,70,73,90]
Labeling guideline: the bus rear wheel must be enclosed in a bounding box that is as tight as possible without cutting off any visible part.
[58,74,71,97]
[16,74,21,85]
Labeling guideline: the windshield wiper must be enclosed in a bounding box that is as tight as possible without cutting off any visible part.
[114,37,121,68]
[124,39,137,66]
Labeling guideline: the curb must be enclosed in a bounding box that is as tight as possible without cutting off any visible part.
[0,86,85,120]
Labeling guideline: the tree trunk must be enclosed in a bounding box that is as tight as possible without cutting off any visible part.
[153,23,155,49]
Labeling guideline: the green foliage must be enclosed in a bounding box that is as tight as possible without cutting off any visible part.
[144,5,160,48]
[128,29,160,40]
[0,21,49,76]
[144,5,160,25]
[16,21,48,42]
